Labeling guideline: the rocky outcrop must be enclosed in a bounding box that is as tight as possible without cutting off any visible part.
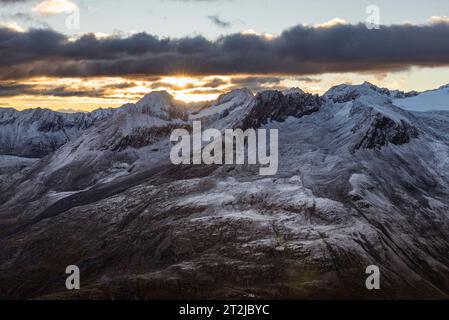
[241,90,322,129]
[110,124,190,152]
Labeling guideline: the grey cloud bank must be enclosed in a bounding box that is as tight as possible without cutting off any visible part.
[1,21,449,79]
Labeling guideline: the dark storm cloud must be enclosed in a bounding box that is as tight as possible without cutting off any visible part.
[230,76,322,92]
[0,83,101,97]
[0,83,31,96]
[1,22,449,80]
[230,76,284,86]
[189,88,223,95]
[228,76,286,91]
[297,77,321,83]
[0,81,137,97]
[100,81,137,90]
[149,77,226,91]
[149,81,194,90]
[203,77,228,87]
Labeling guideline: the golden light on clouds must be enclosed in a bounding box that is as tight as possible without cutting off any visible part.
[314,18,349,29]
[152,76,231,102]
[1,76,233,111]
[32,0,78,16]
[430,16,449,24]
[241,29,275,40]
[1,74,322,110]
[2,67,449,112]
[0,21,25,33]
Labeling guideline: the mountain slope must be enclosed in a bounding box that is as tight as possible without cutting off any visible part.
[394,84,449,112]
[0,107,114,158]
[0,92,191,216]
[1,84,449,299]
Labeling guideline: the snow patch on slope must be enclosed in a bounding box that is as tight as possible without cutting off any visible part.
[190,88,253,121]
[394,85,449,112]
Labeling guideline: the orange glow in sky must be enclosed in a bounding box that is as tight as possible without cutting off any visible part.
[2,67,449,112]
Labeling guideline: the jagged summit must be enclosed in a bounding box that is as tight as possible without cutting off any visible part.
[136,91,173,107]
[284,87,306,95]
[190,88,254,124]
[324,82,387,104]
[239,89,321,130]
[130,91,188,121]
[0,106,112,158]
[324,82,419,103]
[213,88,253,106]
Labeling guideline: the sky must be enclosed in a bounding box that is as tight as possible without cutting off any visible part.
[1,0,449,111]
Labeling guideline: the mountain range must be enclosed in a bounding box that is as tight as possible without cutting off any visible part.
[1,82,449,299]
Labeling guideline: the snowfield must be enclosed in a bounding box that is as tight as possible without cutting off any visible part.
[394,85,449,112]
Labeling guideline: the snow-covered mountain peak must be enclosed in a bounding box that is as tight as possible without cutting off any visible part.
[213,88,253,106]
[325,82,418,104]
[238,89,322,130]
[136,91,173,107]
[135,91,173,114]
[190,88,254,123]
[438,83,449,90]
[283,87,305,96]
[360,82,419,99]
[321,82,421,151]
[361,81,382,90]
[324,83,390,105]
[124,91,188,121]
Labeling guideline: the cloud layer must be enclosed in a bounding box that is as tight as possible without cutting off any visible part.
[0,0,29,4]
[1,21,449,80]
[32,0,78,16]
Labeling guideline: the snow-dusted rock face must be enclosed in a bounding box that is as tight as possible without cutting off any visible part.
[132,91,189,121]
[1,92,193,200]
[324,82,421,151]
[1,84,449,299]
[189,88,254,125]
[0,91,187,159]
[359,81,418,99]
[0,92,188,191]
[325,82,418,104]
[352,112,419,150]
[0,155,39,193]
[0,107,114,158]
[240,90,322,130]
